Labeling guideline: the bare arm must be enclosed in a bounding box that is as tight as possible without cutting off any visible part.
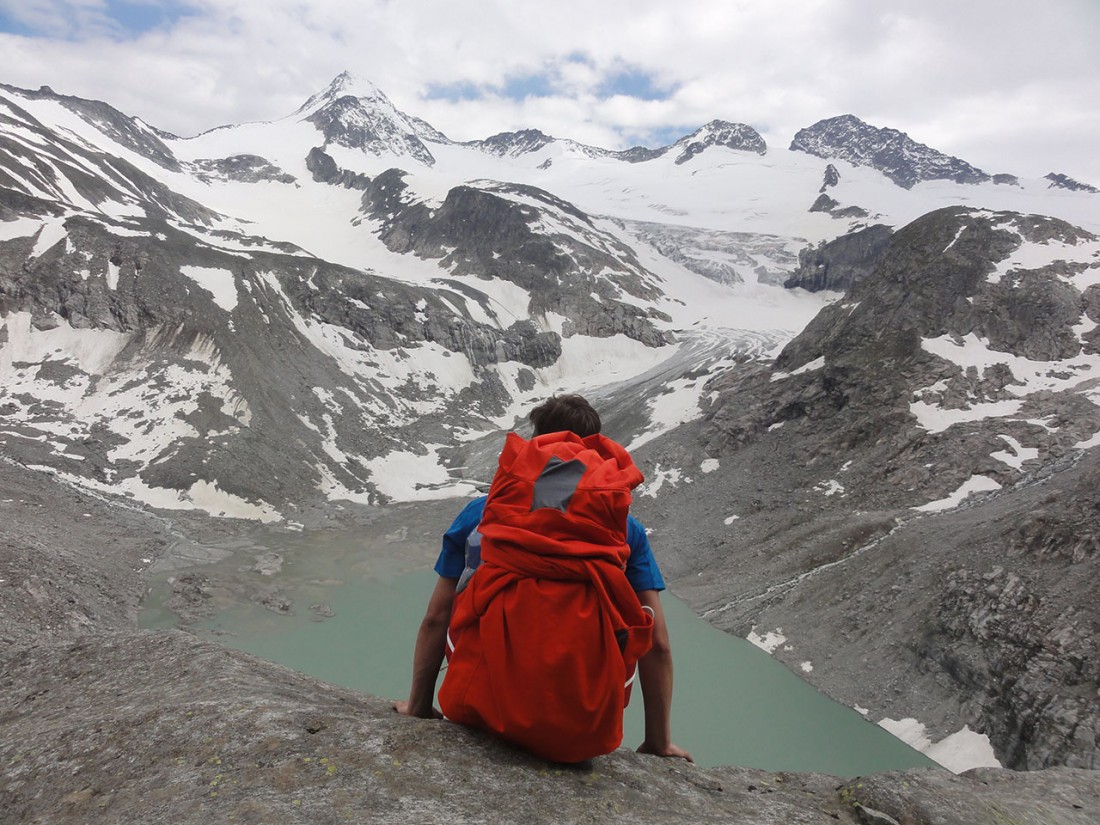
[635,589,693,762]
[393,576,457,719]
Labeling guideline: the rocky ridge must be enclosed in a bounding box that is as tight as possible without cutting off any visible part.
[1047,172,1100,194]
[791,114,993,189]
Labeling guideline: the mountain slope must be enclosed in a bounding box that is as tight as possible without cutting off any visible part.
[638,206,1100,769]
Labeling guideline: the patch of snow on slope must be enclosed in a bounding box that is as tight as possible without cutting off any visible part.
[911,332,1100,433]
[50,467,280,522]
[1,311,128,375]
[31,218,68,258]
[878,717,1001,774]
[1075,430,1100,450]
[815,479,845,497]
[539,333,670,391]
[440,274,532,327]
[628,373,717,451]
[637,463,686,498]
[771,355,825,382]
[991,434,1039,469]
[909,399,1024,433]
[746,627,787,653]
[0,216,45,243]
[180,265,239,311]
[364,445,479,501]
[988,236,1100,286]
[186,479,280,521]
[913,475,1002,512]
[313,461,374,506]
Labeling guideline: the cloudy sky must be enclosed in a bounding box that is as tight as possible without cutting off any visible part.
[1,0,1098,183]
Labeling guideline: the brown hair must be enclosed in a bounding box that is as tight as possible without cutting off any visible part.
[529,394,601,438]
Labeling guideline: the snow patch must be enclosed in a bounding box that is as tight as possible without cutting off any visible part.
[1,311,129,375]
[878,718,1001,774]
[990,434,1039,470]
[912,332,1100,434]
[771,355,825,382]
[815,479,845,497]
[0,216,45,243]
[180,265,239,312]
[746,626,786,654]
[909,398,1025,434]
[628,376,710,451]
[700,458,719,473]
[364,445,477,501]
[186,480,280,521]
[914,475,1002,512]
[1074,430,1100,450]
[915,475,1003,514]
[637,464,686,498]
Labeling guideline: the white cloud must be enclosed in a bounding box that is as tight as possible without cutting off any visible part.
[0,0,1098,182]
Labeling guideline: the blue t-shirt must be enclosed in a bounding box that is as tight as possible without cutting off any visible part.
[434,495,665,593]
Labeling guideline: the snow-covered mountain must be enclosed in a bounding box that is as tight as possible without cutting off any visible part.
[1,72,1097,520]
[2,71,1099,771]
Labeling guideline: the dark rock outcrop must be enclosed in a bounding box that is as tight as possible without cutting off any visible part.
[193,154,297,184]
[785,225,894,292]
[1046,172,1099,193]
[808,193,870,219]
[468,128,555,157]
[305,146,371,189]
[821,163,840,192]
[306,94,437,166]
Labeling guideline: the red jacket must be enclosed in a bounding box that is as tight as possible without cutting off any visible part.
[438,431,654,762]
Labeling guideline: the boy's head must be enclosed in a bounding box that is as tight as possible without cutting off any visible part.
[529,394,601,438]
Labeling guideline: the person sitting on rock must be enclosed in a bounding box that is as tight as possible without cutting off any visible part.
[394,393,691,763]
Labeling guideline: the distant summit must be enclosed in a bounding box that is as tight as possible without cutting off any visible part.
[296,71,438,166]
[467,128,556,158]
[790,114,990,189]
[293,71,388,114]
[672,120,767,164]
[456,118,766,167]
[1045,172,1099,193]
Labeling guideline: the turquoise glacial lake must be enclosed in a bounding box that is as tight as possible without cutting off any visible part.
[141,527,936,775]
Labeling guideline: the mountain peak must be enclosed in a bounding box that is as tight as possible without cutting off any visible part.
[789,115,990,189]
[295,71,388,116]
[1045,172,1099,193]
[672,120,767,165]
[294,72,438,166]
